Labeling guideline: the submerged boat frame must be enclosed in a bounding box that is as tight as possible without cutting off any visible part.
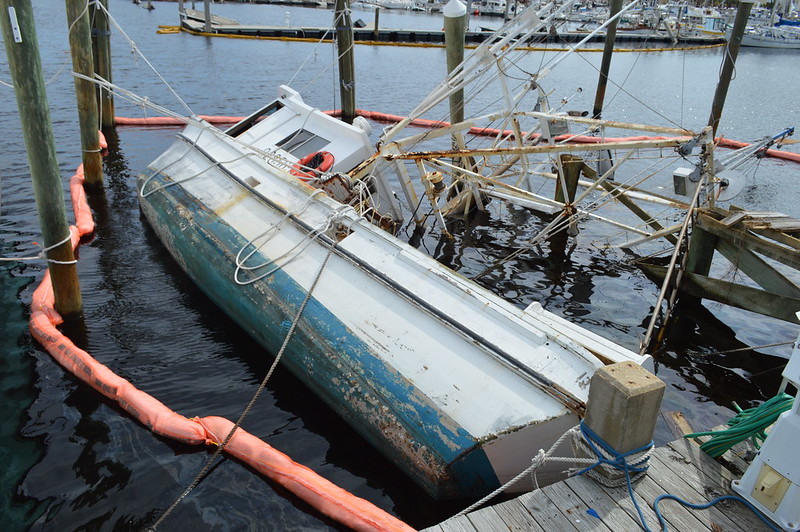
[133,3,744,500]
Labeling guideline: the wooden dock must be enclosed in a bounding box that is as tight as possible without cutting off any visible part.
[178,10,725,48]
[423,437,774,531]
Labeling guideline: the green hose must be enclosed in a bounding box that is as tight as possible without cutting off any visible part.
[684,393,795,458]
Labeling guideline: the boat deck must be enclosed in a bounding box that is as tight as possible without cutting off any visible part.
[423,437,774,531]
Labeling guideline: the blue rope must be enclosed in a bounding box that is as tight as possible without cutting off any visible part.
[575,421,782,531]
[576,420,654,529]
[654,494,781,532]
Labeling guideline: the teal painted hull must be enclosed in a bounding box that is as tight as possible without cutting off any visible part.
[137,167,500,499]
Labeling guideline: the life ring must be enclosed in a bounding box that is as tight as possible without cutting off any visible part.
[290,151,334,181]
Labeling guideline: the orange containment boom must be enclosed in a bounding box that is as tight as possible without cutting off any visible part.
[116,111,800,164]
[29,151,416,532]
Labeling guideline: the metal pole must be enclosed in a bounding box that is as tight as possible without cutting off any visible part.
[707,0,753,138]
[92,0,114,128]
[335,0,356,124]
[65,0,103,187]
[1,0,83,317]
[591,0,623,119]
[444,0,467,128]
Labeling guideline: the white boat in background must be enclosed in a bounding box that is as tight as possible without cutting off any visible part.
[735,24,800,48]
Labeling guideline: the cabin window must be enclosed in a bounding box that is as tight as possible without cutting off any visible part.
[277,129,331,158]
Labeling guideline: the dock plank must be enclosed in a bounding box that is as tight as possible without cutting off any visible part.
[647,449,744,531]
[465,506,513,531]
[562,476,644,531]
[436,515,477,532]
[491,499,546,531]
[540,480,614,531]
[518,489,582,530]
[665,440,775,531]
[425,436,772,532]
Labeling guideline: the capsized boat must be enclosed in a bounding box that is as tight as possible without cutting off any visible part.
[137,6,653,500]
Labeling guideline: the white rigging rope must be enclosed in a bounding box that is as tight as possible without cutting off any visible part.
[92,0,194,116]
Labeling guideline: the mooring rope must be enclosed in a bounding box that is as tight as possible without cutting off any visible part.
[149,239,339,530]
[0,232,77,264]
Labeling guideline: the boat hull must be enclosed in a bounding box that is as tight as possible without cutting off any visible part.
[137,112,649,499]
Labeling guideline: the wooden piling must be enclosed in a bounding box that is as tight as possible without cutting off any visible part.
[554,154,582,204]
[581,361,665,483]
[2,0,82,317]
[203,0,211,33]
[65,0,103,187]
[92,0,114,129]
[334,0,356,124]
[444,0,466,135]
[372,8,379,41]
[707,1,752,137]
[592,0,623,119]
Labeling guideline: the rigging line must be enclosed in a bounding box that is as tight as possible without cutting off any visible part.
[94,0,194,116]
[289,26,335,89]
[685,341,795,358]
[564,44,683,129]
[680,48,686,129]
[602,43,645,113]
[148,241,339,531]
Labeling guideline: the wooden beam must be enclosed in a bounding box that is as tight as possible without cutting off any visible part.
[696,213,800,270]
[748,226,800,252]
[386,138,685,161]
[715,237,800,299]
[640,264,800,324]
[685,224,717,276]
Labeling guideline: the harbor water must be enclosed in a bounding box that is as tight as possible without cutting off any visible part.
[2,1,800,529]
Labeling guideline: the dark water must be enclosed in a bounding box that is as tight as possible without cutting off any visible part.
[1,1,799,530]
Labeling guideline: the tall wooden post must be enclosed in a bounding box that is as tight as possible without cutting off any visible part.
[373,7,380,41]
[335,0,356,124]
[2,0,82,316]
[203,0,211,32]
[92,0,114,128]
[707,0,752,137]
[591,0,623,119]
[65,0,103,187]
[443,0,466,128]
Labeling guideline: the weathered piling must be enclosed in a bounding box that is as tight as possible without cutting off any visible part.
[203,0,211,33]
[334,0,356,124]
[372,7,379,40]
[592,0,623,119]
[444,0,467,129]
[554,154,582,204]
[707,0,753,137]
[91,0,114,128]
[2,0,82,317]
[65,0,103,187]
[581,361,665,483]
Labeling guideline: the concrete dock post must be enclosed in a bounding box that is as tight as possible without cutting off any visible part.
[581,361,665,483]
